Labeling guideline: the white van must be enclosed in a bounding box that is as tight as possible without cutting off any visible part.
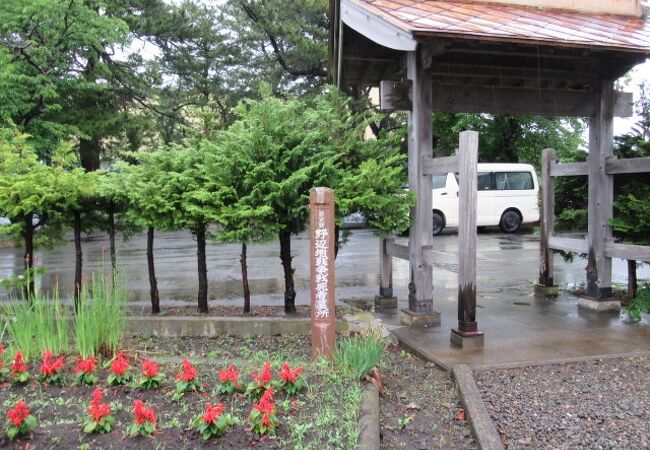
[431,163,540,235]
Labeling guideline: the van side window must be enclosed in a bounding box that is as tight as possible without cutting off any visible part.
[477,172,492,190]
[432,175,447,189]
[494,172,534,190]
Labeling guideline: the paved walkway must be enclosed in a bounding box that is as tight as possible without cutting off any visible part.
[377,293,649,370]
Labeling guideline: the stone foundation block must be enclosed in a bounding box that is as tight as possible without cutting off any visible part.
[401,309,441,327]
[450,329,485,349]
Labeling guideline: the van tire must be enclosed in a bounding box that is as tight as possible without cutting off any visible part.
[432,211,445,236]
[499,210,521,233]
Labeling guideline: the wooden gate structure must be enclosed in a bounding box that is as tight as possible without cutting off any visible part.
[329,0,650,347]
[538,147,650,310]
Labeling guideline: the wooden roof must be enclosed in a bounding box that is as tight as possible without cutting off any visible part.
[348,0,650,53]
[330,0,649,116]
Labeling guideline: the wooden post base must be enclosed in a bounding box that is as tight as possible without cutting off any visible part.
[578,297,620,311]
[450,329,484,349]
[534,284,559,297]
[374,295,398,309]
[401,308,440,327]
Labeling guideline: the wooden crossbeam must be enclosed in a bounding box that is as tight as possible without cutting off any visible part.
[548,235,589,254]
[604,242,650,262]
[423,250,459,266]
[549,161,588,177]
[422,155,459,175]
[385,241,409,260]
[428,85,633,117]
[606,156,650,174]
[385,241,459,266]
[429,63,599,84]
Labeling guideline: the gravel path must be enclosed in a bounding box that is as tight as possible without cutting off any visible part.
[475,355,650,450]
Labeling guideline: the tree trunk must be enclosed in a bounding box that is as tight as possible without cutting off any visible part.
[625,260,638,305]
[107,201,117,278]
[147,226,160,314]
[241,242,251,314]
[22,213,35,298]
[279,230,296,314]
[334,225,340,258]
[79,137,101,172]
[196,224,208,314]
[73,211,83,310]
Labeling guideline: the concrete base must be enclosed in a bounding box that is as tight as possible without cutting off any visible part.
[374,295,397,309]
[534,284,559,297]
[401,308,441,327]
[578,297,621,312]
[125,316,348,337]
[451,330,485,349]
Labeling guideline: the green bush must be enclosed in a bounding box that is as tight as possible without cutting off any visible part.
[333,331,386,380]
[623,283,650,321]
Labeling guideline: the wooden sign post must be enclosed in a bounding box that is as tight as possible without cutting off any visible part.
[310,187,336,359]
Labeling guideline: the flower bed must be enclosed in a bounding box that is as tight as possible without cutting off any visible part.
[0,334,364,449]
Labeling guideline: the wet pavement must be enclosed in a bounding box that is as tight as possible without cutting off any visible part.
[1,228,647,306]
[1,229,649,366]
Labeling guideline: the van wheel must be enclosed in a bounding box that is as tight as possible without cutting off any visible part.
[432,211,445,236]
[499,210,521,233]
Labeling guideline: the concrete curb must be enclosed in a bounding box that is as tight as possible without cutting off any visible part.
[124,316,347,336]
[452,365,504,450]
[473,350,650,372]
[357,383,380,450]
[390,327,451,371]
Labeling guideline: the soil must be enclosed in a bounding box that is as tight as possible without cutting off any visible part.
[0,334,358,449]
[475,355,650,449]
[127,304,358,319]
[379,345,476,450]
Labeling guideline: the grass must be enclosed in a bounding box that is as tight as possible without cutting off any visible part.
[75,271,127,358]
[3,288,69,361]
[333,331,386,380]
[2,268,127,360]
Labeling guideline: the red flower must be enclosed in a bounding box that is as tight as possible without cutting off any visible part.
[74,356,96,375]
[11,352,27,374]
[202,402,224,425]
[254,389,275,416]
[278,364,303,384]
[175,359,197,382]
[218,365,239,384]
[133,400,156,425]
[87,389,111,422]
[39,351,64,377]
[6,401,30,427]
[110,352,130,376]
[141,358,159,378]
[251,362,273,386]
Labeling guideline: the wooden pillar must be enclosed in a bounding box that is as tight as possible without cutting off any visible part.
[451,131,482,348]
[375,237,397,308]
[402,48,438,326]
[536,148,559,296]
[585,81,614,304]
[310,187,336,358]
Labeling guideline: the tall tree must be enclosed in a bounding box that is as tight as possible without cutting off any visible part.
[0,126,71,296]
[225,0,329,93]
[431,113,586,166]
